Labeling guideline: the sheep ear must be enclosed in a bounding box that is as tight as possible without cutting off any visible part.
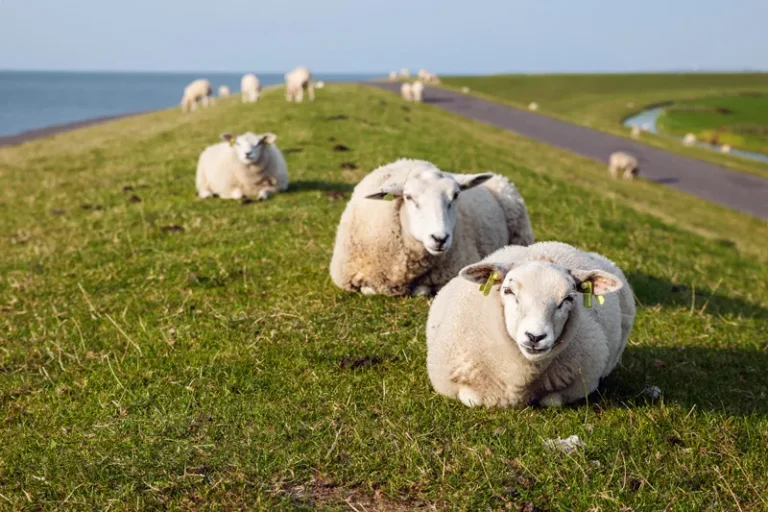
[365,183,404,200]
[455,173,494,191]
[261,133,277,144]
[221,133,236,144]
[571,269,623,295]
[459,262,509,285]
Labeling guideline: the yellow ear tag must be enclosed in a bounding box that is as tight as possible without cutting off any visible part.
[580,281,593,308]
[229,138,236,147]
[480,270,502,296]
[596,295,605,305]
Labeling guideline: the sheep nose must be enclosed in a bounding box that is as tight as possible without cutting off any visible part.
[430,233,450,246]
[525,332,547,344]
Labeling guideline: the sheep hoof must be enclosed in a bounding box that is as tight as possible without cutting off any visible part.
[257,190,273,201]
[412,285,432,296]
[231,190,244,200]
[539,393,564,407]
[198,191,213,199]
[361,286,376,296]
[458,387,482,407]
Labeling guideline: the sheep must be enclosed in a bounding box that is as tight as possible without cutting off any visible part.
[608,151,639,180]
[400,82,413,101]
[630,124,641,138]
[400,68,410,78]
[418,69,440,84]
[411,80,424,102]
[528,102,539,111]
[285,66,314,102]
[315,80,325,89]
[329,159,534,297]
[241,74,261,103]
[641,123,651,132]
[180,79,214,113]
[427,241,635,408]
[195,132,288,201]
[683,133,696,146]
[721,144,731,153]
[218,85,231,98]
[389,71,398,81]
[461,86,470,94]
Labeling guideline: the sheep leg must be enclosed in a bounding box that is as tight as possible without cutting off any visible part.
[307,82,315,101]
[295,88,304,103]
[230,189,244,200]
[608,164,618,178]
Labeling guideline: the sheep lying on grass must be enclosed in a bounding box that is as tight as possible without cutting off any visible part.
[528,102,539,111]
[401,83,413,101]
[330,159,534,296]
[218,85,230,98]
[608,151,639,180]
[721,144,731,154]
[285,66,314,102]
[427,241,635,408]
[241,74,261,103]
[411,81,424,102]
[196,132,288,201]
[181,79,214,112]
[683,133,697,147]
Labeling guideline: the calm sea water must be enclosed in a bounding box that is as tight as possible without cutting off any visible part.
[0,71,380,137]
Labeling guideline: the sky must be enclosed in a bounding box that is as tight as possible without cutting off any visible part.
[0,0,766,74]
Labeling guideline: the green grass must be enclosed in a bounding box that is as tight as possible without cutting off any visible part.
[442,73,768,179]
[657,94,768,154]
[1,84,767,511]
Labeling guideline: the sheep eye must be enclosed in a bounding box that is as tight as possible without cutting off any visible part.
[452,192,460,201]
[558,296,574,308]
[503,288,515,296]
[403,194,412,201]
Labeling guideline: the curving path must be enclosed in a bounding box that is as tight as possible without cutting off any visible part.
[370,82,768,220]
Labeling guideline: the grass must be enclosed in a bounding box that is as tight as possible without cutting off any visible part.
[657,94,768,155]
[1,84,768,511]
[441,73,768,179]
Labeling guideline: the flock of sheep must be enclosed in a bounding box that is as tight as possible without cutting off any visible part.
[392,68,440,103]
[191,83,638,407]
[630,123,731,153]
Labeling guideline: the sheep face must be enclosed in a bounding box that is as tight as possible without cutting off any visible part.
[460,261,623,362]
[366,169,493,256]
[220,132,277,164]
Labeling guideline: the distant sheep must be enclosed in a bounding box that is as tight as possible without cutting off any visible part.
[401,82,413,101]
[315,80,325,89]
[461,86,470,94]
[427,242,635,408]
[389,71,398,81]
[399,68,410,79]
[330,159,534,297]
[418,69,440,84]
[196,132,288,201]
[721,144,731,153]
[285,66,314,102]
[683,133,697,147]
[218,85,230,98]
[608,151,639,180]
[528,102,539,111]
[241,74,261,103]
[411,81,424,102]
[180,79,214,113]
[630,124,641,138]
[641,123,650,132]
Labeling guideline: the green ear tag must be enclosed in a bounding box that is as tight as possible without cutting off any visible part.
[581,281,593,308]
[596,295,605,305]
[480,271,501,296]
[383,193,394,201]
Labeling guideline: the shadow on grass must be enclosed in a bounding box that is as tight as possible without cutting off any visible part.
[288,180,354,194]
[628,271,768,319]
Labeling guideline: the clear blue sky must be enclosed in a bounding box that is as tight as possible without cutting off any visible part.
[1,0,766,74]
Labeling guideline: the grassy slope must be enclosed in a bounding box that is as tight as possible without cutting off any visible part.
[441,73,768,179]
[658,95,768,154]
[1,85,767,511]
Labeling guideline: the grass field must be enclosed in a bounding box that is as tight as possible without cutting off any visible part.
[442,73,768,179]
[657,94,768,154]
[1,84,767,510]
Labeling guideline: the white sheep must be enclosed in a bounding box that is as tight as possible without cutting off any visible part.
[218,85,231,98]
[180,79,214,113]
[399,68,410,79]
[418,69,440,84]
[400,82,413,101]
[315,80,325,89]
[285,66,314,102]
[630,124,641,138]
[528,102,539,111]
[241,74,261,103]
[195,132,288,201]
[427,241,635,408]
[389,71,398,81]
[461,86,470,94]
[683,133,696,146]
[721,144,731,153]
[608,151,639,180]
[411,81,424,102]
[329,159,534,297]
[641,123,651,132]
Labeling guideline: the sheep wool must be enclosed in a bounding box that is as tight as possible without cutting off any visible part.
[180,79,214,113]
[608,151,639,180]
[241,74,261,103]
[285,66,314,102]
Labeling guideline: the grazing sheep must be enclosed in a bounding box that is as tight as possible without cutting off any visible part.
[608,151,639,180]
[195,132,288,201]
[461,86,470,94]
[401,82,414,101]
[180,79,214,113]
[315,80,325,89]
[721,144,731,153]
[218,85,231,98]
[528,102,539,111]
[241,74,261,103]
[389,71,398,81]
[285,66,314,102]
[411,80,424,102]
[399,68,410,79]
[418,69,440,84]
[630,125,641,138]
[329,159,534,297]
[683,133,697,146]
[427,241,635,408]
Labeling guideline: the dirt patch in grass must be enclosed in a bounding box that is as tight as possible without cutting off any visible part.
[278,478,435,511]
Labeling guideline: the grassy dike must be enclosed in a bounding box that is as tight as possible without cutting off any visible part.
[1,84,767,510]
[442,73,768,179]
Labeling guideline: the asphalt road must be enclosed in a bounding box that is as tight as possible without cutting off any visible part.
[370,82,768,220]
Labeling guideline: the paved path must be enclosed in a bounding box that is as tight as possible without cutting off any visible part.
[371,82,768,219]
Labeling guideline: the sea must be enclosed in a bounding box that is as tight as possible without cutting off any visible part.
[0,71,380,138]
